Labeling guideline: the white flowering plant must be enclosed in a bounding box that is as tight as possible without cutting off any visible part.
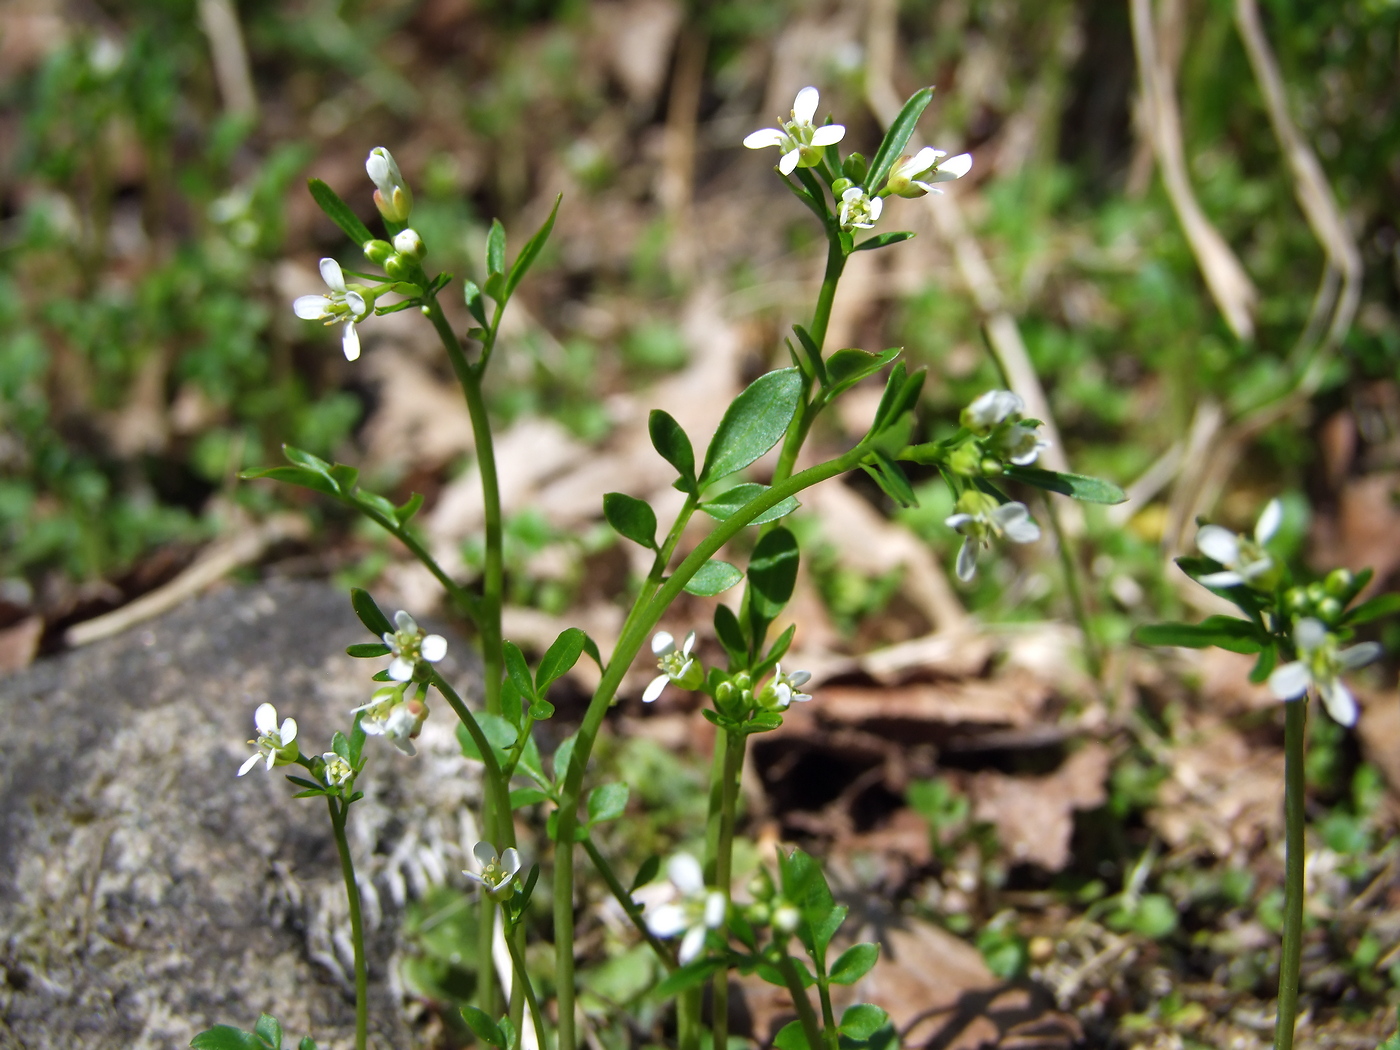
[200,89,1129,1050]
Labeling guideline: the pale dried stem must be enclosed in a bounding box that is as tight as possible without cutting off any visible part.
[198,0,258,119]
[659,27,707,281]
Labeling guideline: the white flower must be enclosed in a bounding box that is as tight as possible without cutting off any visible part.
[1195,499,1282,588]
[366,147,412,223]
[743,86,846,177]
[238,702,298,775]
[351,685,428,756]
[322,751,353,788]
[384,609,448,683]
[293,258,371,361]
[962,389,1025,435]
[946,492,1041,582]
[838,186,882,231]
[992,422,1051,467]
[958,389,1049,466]
[464,841,523,901]
[1268,617,1382,727]
[756,664,813,711]
[643,630,703,703]
[645,853,726,964]
[885,146,973,197]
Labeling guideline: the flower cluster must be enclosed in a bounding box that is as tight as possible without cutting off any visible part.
[959,389,1050,469]
[645,853,726,964]
[238,703,299,775]
[352,684,429,756]
[293,258,372,361]
[755,664,812,711]
[945,490,1041,582]
[1269,617,1381,727]
[643,630,704,703]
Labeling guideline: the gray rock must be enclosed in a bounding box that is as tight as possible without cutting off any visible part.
[0,579,485,1049]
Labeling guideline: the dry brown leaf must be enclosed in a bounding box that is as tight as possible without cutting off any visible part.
[1310,471,1400,592]
[969,744,1110,871]
[0,616,43,674]
[818,669,1052,731]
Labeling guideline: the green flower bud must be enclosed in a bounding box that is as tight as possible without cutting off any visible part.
[980,457,1004,477]
[842,152,868,184]
[1285,587,1310,614]
[831,177,853,197]
[1316,597,1344,625]
[947,444,982,477]
[1306,582,1326,606]
[1324,568,1355,600]
[385,254,411,281]
[745,902,772,927]
[363,239,395,265]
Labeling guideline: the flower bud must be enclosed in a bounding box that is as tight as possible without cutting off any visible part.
[364,239,395,265]
[385,254,410,281]
[980,457,1004,477]
[1316,597,1344,625]
[715,678,746,717]
[772,902,800,934]
[947,444,982,477]
[748,869,775,901]
[393,228,425,259]
[842,152,868,184]
[1285,587,1310,614]
[367,147,413,223]
[831,177,853,197]
[1324,568,1355,600]
[1306,582,1326,606]
[745,901,772,926]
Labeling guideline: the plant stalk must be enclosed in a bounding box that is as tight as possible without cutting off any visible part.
[1275,696,1307,1050]
[711,730,745,1050]
[774,950,825,1050]
[329,799,368,1050]
[773,238,845,485]
[581,835,676,968]
[504,916,549,1050]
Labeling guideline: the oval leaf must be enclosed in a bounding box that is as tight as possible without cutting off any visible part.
[586,781,630,824]
[307,177,374,247]
[537,627,588,692]
[684,559,744,596]
[350,588,394,637]
[748,526,800,621]
[866,86,935,192]
[1004,465,1127,505]
[829,942,879,985]
[190,1027,266,1050]
[700,483,799,526]
[650,410,696,486]
[1132,616,1264,654]
[603,492,658,549]
[503,641,538,703]
[699,368,803,486]
[839,1003,892,1041]
[461,1006,505,1048]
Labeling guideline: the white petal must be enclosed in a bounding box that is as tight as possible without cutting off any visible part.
[1196,570,1245,588]
[342,321,361,362]
[667,853,704,894]
[254,703,279,734]
[944,513,973,531]
[1320,680,1358,727]
[681,630,697,656]
[1195,525,1240,565]
[904,146,942,174]
[651,631,676,656]
[994,503,1041,544]
[867,196,883,221]
[390,734,417,756]
[778,149,800,176]
[1254,499,1282,544]
[743,128,786,149]
[703,891,726,928]
[280,718,297,744]
[1268,661,1311,700]
[388,656,415,681]
[811,124,845,146]
[939,153,974,179]
[1295,617,1327,652]
[319,257,346,293]
[956,538,977,582]
[679,924,706,965]
[788,670,811,687]
[395,610,416,631]
[264,750,277,770]
[501,848,522,876]
[642,674,668,704]
[238,753,262,776]
[474,841,497,867]
[792,86,819,125]
[421,635,447,662]
[1340,642,1383,670]
[646,903,688,938]
[462,871,487,887]
[293,295,332,319]
[344,290,368,321]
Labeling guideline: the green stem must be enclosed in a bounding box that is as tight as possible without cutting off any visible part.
[1041,494,1103,680]
[711,731,745,1050]
[814,969,840,1050]
[503,917,549,1050]
[1275,696,1307,1050]
[359,506,481,626]
[581,835,676,968]
[551,442,873,1050]
[329,799,368,1050]
[774,949,824,1050]
[677,987,702,1050]
[773,238,845,486]
[614,495,699,655]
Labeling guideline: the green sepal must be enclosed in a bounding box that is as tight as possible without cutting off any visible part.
[866,86,934,192]
[699,368,803,488]
[307,178,374,247]
[1004,465,1127,505]
[700,483,799,526]
[1132,616,1265,654]
[603,492,658,549]
[852,231,914,252]
[350,588,394,637]
[685,559,745,596]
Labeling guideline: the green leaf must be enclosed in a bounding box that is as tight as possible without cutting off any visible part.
[1249,646,1277,684]
[307,178,374,247]
[713,604,748,668]
[253,1015,283,1049]
[190,1026,266,1050]
[529,697,556,720]
[823,347,900,400]
[328,463,359,495]
[699,368,803,486]
[460,1006,505,1048]
[829,942,879,985]
[653,957,724,998]
[1004,466,1127,505]
[537,628,588,692]
[839,1004,891,1041]
[867,363,924,434]
[747,527,800,646]
[298,1039,319,1050]
[553,732,578,785]
[791,324,827,385]
[394,492,424,526]
[778,848,837,952]
[497,1017,517,1050]
[650,410,697,488]
[773,1020,814,1050]
[486,219,507,278]
[1345,592,1400,627]
[862,449,918,507]
[685,559,745,596]
[852,231,915,252]
[586,782,630,825]
[356,490,397,519]
[349,712,366,765]
[457,712,519,763]
[350,588,394,637]
[463,279,489,326]
[503,642,538,703]
[330,731,350,762]
[700,483,799,526]
[630,854,661,893]
[346,642,390,658]
[240,465,339,498]
[1132,616,1265,654]
[511,787,550,808]
[603,492,658,549]
[866,86,934,192]
[504,194,561,300]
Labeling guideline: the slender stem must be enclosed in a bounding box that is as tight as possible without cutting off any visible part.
[774,950,824,1050]
[677,987,702,1050]
[711,731,745,1050]
[503,917,549,1050]
[552,443,873,1050]
[814,968,840,1050]
[773,238,845,486]
[1275,696,1307,1050]
[614,494,699,656]
[581,834,677,968]
[360,506,481,626]
[329,799,368,1050]
[1041,494,1103,680]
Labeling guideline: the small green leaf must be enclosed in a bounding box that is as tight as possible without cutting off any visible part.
[1345,592,1400,627]
[1249,646,1277,684]
[700,483,799,526]
[1132,616,1264,654]
[307,178,375,247]
[852,231,914,252]
[511,788,550,808]
[504,194,561,300]
[699,368,803,486]
[529,698,556,720]
[190,1026,265,1050]
[240,465,338,498]
[603,492,658,549]
[463,279,488,326]
[866,86,934,192]
[298,1039,319,1050]
[1004,466,1127,505]
[650,410,696,488]
[460,1006,505,1048]
[713,604,748,668]
[839,1003,891,1041]
[537,628,589,692]
[862,449,918,507]
[394,492,424,526]
[685,559,745,596]
[829,942,879,985]
[772,1020,813,1050]
[653,957,724,998]
[350,588,394,637]
[586,782,630,825]
[253,1015,283,1049]
[868,363,925,434]
[346,642,391,658]
[457,712,519,763]
[356,490,396,519]
[630,854,661,893]
[823,347,900,400]
[330,731,350,762]
[791,324,827,385]
[486,219,507,278]
[503,642,538,703]
[328,463,359,494]
[747,526,800,645]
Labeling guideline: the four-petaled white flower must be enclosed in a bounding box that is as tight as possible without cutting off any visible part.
[885,147,973,198]
[757,664,813,711]
[838,186,882,231]
[322,751,353,788]
[238,702,298,776]
[962,389,1025,435]
[293,258,371,362]
[1268,617,1382,727]
[366,147,413,223]
[1195,499,1282,589]
[743,87,846,177]
[959,389,1050,467]
[946,491,1041,582]
[645,853,726,964]
[384,609,448,683]
[464,841,522,901]
[992,421,1051,467]
[351,685,429,756]
[644,630,704,703]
